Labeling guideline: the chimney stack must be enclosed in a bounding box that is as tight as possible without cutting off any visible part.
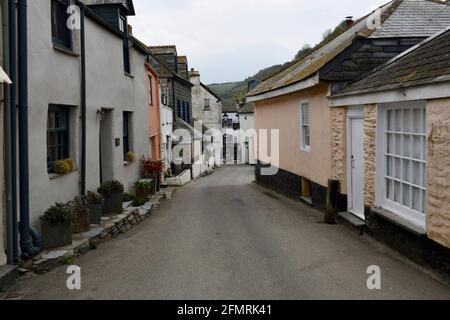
[346,16,354,28]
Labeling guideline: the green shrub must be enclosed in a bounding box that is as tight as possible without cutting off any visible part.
[84,191,104,205]
[42,203,74,225]
[134,181,153,192]
[123,193,135,202]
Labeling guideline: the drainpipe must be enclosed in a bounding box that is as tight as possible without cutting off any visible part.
[2,0,13,264]
[8,0,18,262]
[17,0,39,257]
[79,3,86,196]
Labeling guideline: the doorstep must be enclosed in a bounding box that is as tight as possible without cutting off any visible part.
[338,212,366,233]
[0,265,19,292]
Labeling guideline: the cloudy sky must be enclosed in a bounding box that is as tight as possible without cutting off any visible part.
[129,0,388,84]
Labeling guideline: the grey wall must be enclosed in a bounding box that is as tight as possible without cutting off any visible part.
[27,1,150,227]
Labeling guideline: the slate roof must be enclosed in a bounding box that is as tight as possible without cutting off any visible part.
[83,0,135,15]
[238,103,255,114]
[333,27,450,96]
[201,83,222,102]
[247,0,450,98]
[149,45,178,56]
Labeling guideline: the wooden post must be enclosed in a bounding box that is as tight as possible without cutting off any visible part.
[325,179,340,224]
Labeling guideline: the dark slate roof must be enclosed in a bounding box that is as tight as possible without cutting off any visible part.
[238,103,255,114]
[333,27,450,96]
[83,0,135,15]
[247,0,450,98]
[201,83,222,101]
[222,103,239,113]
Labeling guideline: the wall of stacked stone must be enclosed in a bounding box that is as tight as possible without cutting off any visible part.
[331,107,347,193]
[426,98,450,248]
[364,104,377,208]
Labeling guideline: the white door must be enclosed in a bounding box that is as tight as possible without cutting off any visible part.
[349,118,365,219]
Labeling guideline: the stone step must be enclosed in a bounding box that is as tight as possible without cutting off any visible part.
[338,212,366,229]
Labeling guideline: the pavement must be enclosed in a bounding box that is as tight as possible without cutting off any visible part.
[3,165,450,300]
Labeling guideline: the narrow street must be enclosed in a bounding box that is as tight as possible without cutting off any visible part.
[5,166,450,300]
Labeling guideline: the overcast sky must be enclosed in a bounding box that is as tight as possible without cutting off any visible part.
[129,0,388,84]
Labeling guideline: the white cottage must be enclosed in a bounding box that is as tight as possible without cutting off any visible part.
[27,0,150,226]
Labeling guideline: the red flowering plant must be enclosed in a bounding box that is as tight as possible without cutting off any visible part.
[141,156,164,179]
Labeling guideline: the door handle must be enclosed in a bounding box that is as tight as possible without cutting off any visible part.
[351,155,355,169]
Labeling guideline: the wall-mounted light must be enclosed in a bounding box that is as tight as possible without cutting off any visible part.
[96,108,105,121]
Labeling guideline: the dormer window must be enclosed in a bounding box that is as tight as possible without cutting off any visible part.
[119,15,126,32]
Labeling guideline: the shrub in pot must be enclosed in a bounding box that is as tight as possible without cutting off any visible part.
[69,197,91,234]
[134,180,154,202]
[84,191,104,225]
[40,203,74,250]
[141,157,163,193]
[98,180,124,215]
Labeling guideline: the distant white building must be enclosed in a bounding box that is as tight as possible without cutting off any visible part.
[238,103,257,165]
[189,69,223,172]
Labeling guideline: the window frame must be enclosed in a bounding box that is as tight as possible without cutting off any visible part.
[47,105,70,173]
[148,75,153,106]
[51,0,72,50]
[375,101,427,229]
[123,111,133,160]
[204,98,211,110]
[300,101,311,152]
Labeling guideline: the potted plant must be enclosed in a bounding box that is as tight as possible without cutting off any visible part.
[125,151,137,164]
[98,180,124,215]
[53,159,76,175]
[134,180,154,202]
[68,197,90,234]
[141,157,164,193]
[40,203,74,250]
[84,191,104,225]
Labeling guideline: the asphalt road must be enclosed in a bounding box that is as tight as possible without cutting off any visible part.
[4,166,450,300]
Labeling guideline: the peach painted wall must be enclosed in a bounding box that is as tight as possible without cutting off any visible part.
[254,83,332,187]
[146,64,162,160]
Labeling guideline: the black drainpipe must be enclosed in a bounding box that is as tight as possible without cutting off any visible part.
[79,3,86,196]
[2,0,13,264]
[17,0,39,257]
[8,0,18,262]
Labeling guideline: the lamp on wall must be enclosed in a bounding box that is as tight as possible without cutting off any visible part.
[96,108,105,121]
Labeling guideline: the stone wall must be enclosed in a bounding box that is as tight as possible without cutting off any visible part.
[364,104,377,208]
[426,98,450,248]
[331,107,347,193]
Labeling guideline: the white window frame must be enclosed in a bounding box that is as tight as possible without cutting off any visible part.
[300,101,310,152]
[375,101,427,230]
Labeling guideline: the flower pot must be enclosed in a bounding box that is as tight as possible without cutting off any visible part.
[102,191,123,215]
[41,219,72,250]
[72,210,90,234]
[135,188,151,201]
[88,204,103,225]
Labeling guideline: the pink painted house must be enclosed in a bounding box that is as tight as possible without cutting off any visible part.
[146,63,162,161]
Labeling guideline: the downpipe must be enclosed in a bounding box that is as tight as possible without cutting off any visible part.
[8,0,19,262]
[17,0,39,257]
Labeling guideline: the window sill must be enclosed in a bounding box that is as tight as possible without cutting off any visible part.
[300,147,311,153]
[53,44,79,57]
[124,72,135,79]
[371,207,426,236]
[49,170,77,181]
